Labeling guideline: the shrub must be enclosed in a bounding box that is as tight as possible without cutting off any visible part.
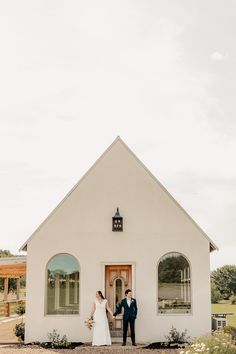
[47,329,71,349]
[230,295,236,304]
[224,325,236,340]
[180,331,236,354]
[165,326,190,345]
[15,302,25,316]
[14,322,25,341]
[143,327,190,350]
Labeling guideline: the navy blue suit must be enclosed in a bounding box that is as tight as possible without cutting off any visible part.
[113,298,138,344]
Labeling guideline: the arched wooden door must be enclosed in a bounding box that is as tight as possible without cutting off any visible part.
[105,265,132,337]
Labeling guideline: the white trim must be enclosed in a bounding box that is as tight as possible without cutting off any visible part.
[156,251,193,316]
[19,136,218,252]
[44,252,81,317]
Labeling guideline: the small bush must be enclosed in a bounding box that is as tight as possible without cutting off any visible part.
[180,331,236,354]
[46,329,71,349]
[14,322,25,341]
[143,326,189,350]
[165,326,190,344]
[230,295,236,304]
[15,302,25,316]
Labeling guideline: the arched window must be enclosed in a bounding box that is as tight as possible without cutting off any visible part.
[114,278,123,310]
[47,254,80,315]
[158,252,191,314]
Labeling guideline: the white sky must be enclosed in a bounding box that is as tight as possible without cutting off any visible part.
[0,1,235,270]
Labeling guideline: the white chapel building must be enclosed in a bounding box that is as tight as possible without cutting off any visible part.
[20,137,217,344]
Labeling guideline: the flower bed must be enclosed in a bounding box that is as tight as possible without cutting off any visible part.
[180,331,236,354]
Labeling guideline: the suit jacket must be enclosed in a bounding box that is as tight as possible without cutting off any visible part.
[113,298,138,320]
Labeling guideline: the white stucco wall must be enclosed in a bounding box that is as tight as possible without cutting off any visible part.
[24,139,212,343]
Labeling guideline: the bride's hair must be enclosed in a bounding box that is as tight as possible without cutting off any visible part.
[97,290,105,299]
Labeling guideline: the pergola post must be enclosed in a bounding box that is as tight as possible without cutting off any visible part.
[16,277,21,300]
[4,277,9,301]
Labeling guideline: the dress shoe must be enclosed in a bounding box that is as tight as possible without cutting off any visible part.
[122,343,126,346]
[132,343,137,346]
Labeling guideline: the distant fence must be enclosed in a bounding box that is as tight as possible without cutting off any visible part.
[0,300,25,317]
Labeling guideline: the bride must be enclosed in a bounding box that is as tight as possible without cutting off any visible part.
[90,291,114,346]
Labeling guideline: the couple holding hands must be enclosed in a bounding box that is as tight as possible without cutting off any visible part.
[90,289,138,346]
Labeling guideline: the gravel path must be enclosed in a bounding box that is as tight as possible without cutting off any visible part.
[0,344,180,354]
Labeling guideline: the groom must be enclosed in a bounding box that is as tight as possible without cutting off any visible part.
[113,289,138,346]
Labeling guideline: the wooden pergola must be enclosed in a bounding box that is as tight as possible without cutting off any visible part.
[0,257,26,302]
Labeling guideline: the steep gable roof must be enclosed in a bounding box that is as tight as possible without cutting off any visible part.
[19,136,218,252]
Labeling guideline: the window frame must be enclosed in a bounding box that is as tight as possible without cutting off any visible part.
[44,253,81,317]
[157,251,192,316]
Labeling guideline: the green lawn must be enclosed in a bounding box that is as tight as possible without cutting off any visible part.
[212,303,236,327]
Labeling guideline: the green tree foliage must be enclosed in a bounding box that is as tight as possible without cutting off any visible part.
[0,249,15,258]
[230,294,236,305]
[14,322,25,341]
[211,281,222,303]
[20,275,26,288]
[211,265,236,299]
[0,278,18,292]
[159,254,189,283]
[15,302,25,316]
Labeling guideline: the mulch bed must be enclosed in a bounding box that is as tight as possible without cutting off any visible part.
[143,342,185,349]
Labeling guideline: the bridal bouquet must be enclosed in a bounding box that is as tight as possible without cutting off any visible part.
[84,318,94,330]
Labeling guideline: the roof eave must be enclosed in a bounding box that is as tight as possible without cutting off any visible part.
[210,242,219,253]
[19,244,27,252]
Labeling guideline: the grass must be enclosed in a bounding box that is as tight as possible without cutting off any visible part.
[212,302,236,327]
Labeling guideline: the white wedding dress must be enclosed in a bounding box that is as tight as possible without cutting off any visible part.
[92,299,112,346]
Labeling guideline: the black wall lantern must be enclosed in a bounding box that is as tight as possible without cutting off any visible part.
[112,208,123,232]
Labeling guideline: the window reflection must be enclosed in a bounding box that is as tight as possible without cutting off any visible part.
[47,254,80,315]
[115,278,123,310]
[158,252,191,314]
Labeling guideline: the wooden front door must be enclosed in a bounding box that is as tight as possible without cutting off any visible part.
[105,265,132,337]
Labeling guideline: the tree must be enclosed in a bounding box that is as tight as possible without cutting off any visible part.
[159,255,189,283]
[211,281,222,303]
[0,249,15,258]
[211,265,236,299]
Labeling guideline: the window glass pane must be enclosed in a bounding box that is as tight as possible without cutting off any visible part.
[115,279,123,310]
[47,254,80,315]
[158,252,191,314]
